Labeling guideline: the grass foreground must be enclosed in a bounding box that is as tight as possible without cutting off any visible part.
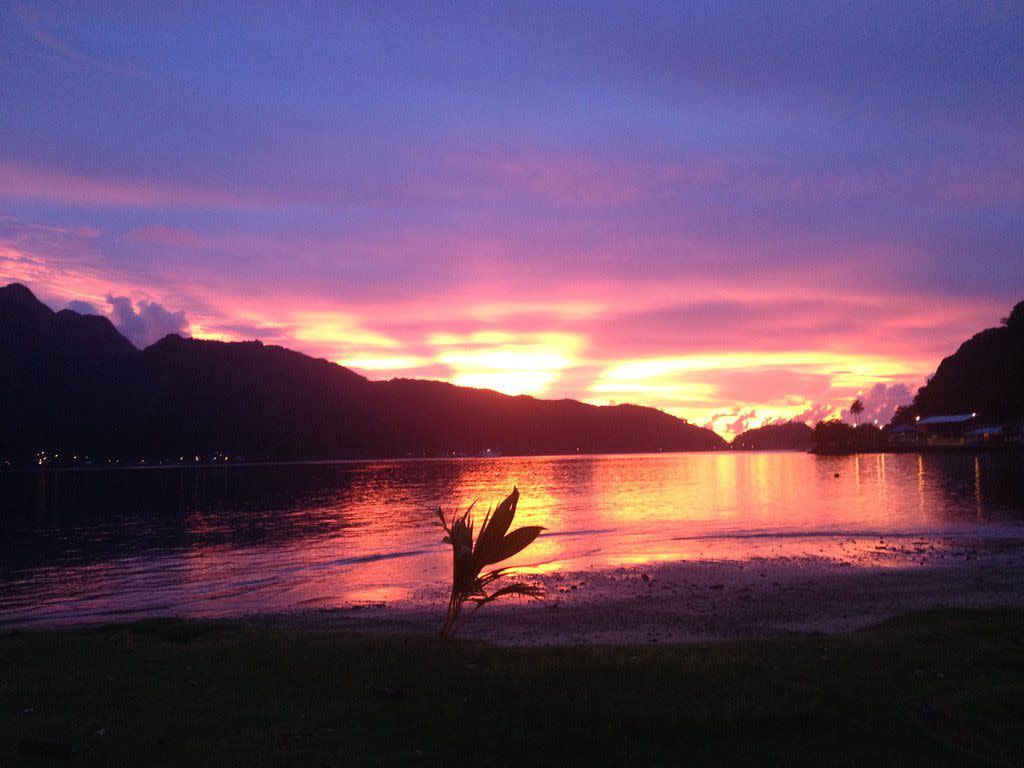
[3,609,1024,766]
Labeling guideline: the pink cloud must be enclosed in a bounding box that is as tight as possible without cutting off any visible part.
[0,163,264,210]
[792,402,836,424]
[840,382,914,425]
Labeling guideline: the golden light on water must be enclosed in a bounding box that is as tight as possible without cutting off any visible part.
[4,452,1015,624]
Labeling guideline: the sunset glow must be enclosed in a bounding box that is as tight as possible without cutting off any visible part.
[4,6,1024,759]
[1,2,1021,439]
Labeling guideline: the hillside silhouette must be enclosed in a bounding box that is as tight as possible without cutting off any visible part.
[731,421,813,451]
[899,300,1024,424]
[0,284,726,460]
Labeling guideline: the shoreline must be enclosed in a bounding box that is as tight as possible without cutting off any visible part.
[1,450,730,473]
[5,444,1023,472]
[267,538,1024,645]
[5,534,1024,643]
[7,535,1024,761]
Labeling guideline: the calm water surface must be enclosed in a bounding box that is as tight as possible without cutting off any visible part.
[2,452,1024,627]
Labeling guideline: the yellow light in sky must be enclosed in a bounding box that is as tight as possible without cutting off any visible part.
[186,323,231,341]
[588,380,717,400]
[599,351,917,381]
[339,356,431,371]
[428,330,519,347]
[433,332,583,397]
[184,298,928,440]
[293,313,398,348]
[590,350,917,438]
[451,370,559,396]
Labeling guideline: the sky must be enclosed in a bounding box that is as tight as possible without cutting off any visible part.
[2,1,1022,438]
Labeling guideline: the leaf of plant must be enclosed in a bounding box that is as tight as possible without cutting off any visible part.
[490,583,543,599]
[474,487,518,561]
[477,568,508,589]
[471,583,544,606]
[450,518,472,552]
[478,525,544,566]
[439,489,547,636]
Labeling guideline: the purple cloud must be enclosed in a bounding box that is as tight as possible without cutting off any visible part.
[67,299,99,314]
[841,383,914,426]
[792,402,836,425]
[106,295,189,349]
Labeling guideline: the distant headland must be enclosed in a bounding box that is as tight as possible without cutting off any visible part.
[811,299,1024,454]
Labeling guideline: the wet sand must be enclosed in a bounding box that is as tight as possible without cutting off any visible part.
[270,536,1024,645]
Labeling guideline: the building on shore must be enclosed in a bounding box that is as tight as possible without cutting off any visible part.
[917,414,977,446]
[888,414,1022,449]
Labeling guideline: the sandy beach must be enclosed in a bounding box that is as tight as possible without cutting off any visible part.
[278,535,1024,645]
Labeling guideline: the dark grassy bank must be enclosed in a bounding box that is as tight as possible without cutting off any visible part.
[3,610,1024,766]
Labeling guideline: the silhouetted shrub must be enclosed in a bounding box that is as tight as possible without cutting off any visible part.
[436,487,544,635]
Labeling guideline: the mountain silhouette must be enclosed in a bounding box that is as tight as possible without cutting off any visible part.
[901,300,1024,424]
[0,283,726,460]
[731,421,813,451]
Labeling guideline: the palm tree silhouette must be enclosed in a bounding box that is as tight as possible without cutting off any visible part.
[850,399,865,426]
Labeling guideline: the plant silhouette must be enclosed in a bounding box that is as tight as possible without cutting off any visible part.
[436,487,544,636]
[850,398,865,425]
